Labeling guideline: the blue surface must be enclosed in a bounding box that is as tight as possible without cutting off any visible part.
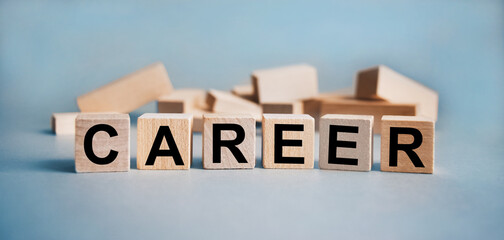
[0,0,503,239]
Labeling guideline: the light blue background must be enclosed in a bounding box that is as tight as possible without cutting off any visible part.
[0,0,503,239]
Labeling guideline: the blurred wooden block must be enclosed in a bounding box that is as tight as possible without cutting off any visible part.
[137,113,192,170]
[207,89,262,121]
[77,62,173,113]
[158,88,208,113]
[262,101,303,114]
[51,112,79,135]
[301,88,355,130]
[202,114,256,169]
[355,65,438,120]
[75,113,130,173]
[320,96,416,134]
[192,109,211,133]
[262,114,314,169]
[319,114,373,171]
[252,64,318,104]
[232,84,257,102]
[381,116,435,174]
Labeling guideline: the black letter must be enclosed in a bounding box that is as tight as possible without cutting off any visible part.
[146,126,184,166]
[274,124,304,164]
[84,124,118,165]
[213,124,247,163]
[389,127,424,167]
[328,125,358,165]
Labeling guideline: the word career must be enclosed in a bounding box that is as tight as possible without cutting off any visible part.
[75,113,435,174]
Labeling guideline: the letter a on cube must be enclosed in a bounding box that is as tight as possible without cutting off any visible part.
[137,113,193,170]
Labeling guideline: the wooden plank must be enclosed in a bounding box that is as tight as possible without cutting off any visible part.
[320,96,416,134]
[262,114,314,169]
[77,62,173,113]
[207,89,262,121]
[157,88,208,113]
[51,112,79,135]
[202,114,256,169]
[355,65,438,120]
[75,113,130,173]
[252,64,318,103]
[319,114,373,171]
[262,101,303,114]
[381,116,435,174]
[137,113,192,170]
[231,84,257,102]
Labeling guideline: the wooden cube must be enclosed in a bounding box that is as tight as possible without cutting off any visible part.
[381,116,435,174]
[157,88,208,113]
[203,114,256,169]
[355,65,438,120]
[75,113,130,173]
[77,62,173,113]
[319,114,373,171]
[262,114,314,169]
[51,112,79,135]
[252,64,318,104]
[137,113,193,170]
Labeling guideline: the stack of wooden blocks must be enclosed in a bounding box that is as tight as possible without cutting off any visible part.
[51,62,438,174]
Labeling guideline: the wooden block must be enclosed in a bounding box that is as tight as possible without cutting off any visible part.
[301,88,356,131]
[252,64,318,103]
[137,113,192,170]
[51,112,79,135]
[75,113,130,173]
[262,101,303,114]
[355,65,438,120]
[381,116,434,174]
[192,109,211,133]
[319,114,374,171]
[207,89,262,121]
[320,96,416,134]
[202,114,256,169]
[77,62,173,113]
[231,84,257,102]
[262,114,314,169]
[158,88,208,113]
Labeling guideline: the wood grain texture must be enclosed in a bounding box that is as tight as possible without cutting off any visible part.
[355,65,438,120]
[262,114,314,169]
[51,112,79,135]
[157,88,208,113]
[262,101,303,114]
[75,113,130,173]
[231,84,257,102]
[381,116,435,174]
[137,113,192,170]
[252,64,318,104]
[320,96,416,134]
[319,114,373,171]
[77,62,173,113]
[207,89,262,121]
[203,114,256,169]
